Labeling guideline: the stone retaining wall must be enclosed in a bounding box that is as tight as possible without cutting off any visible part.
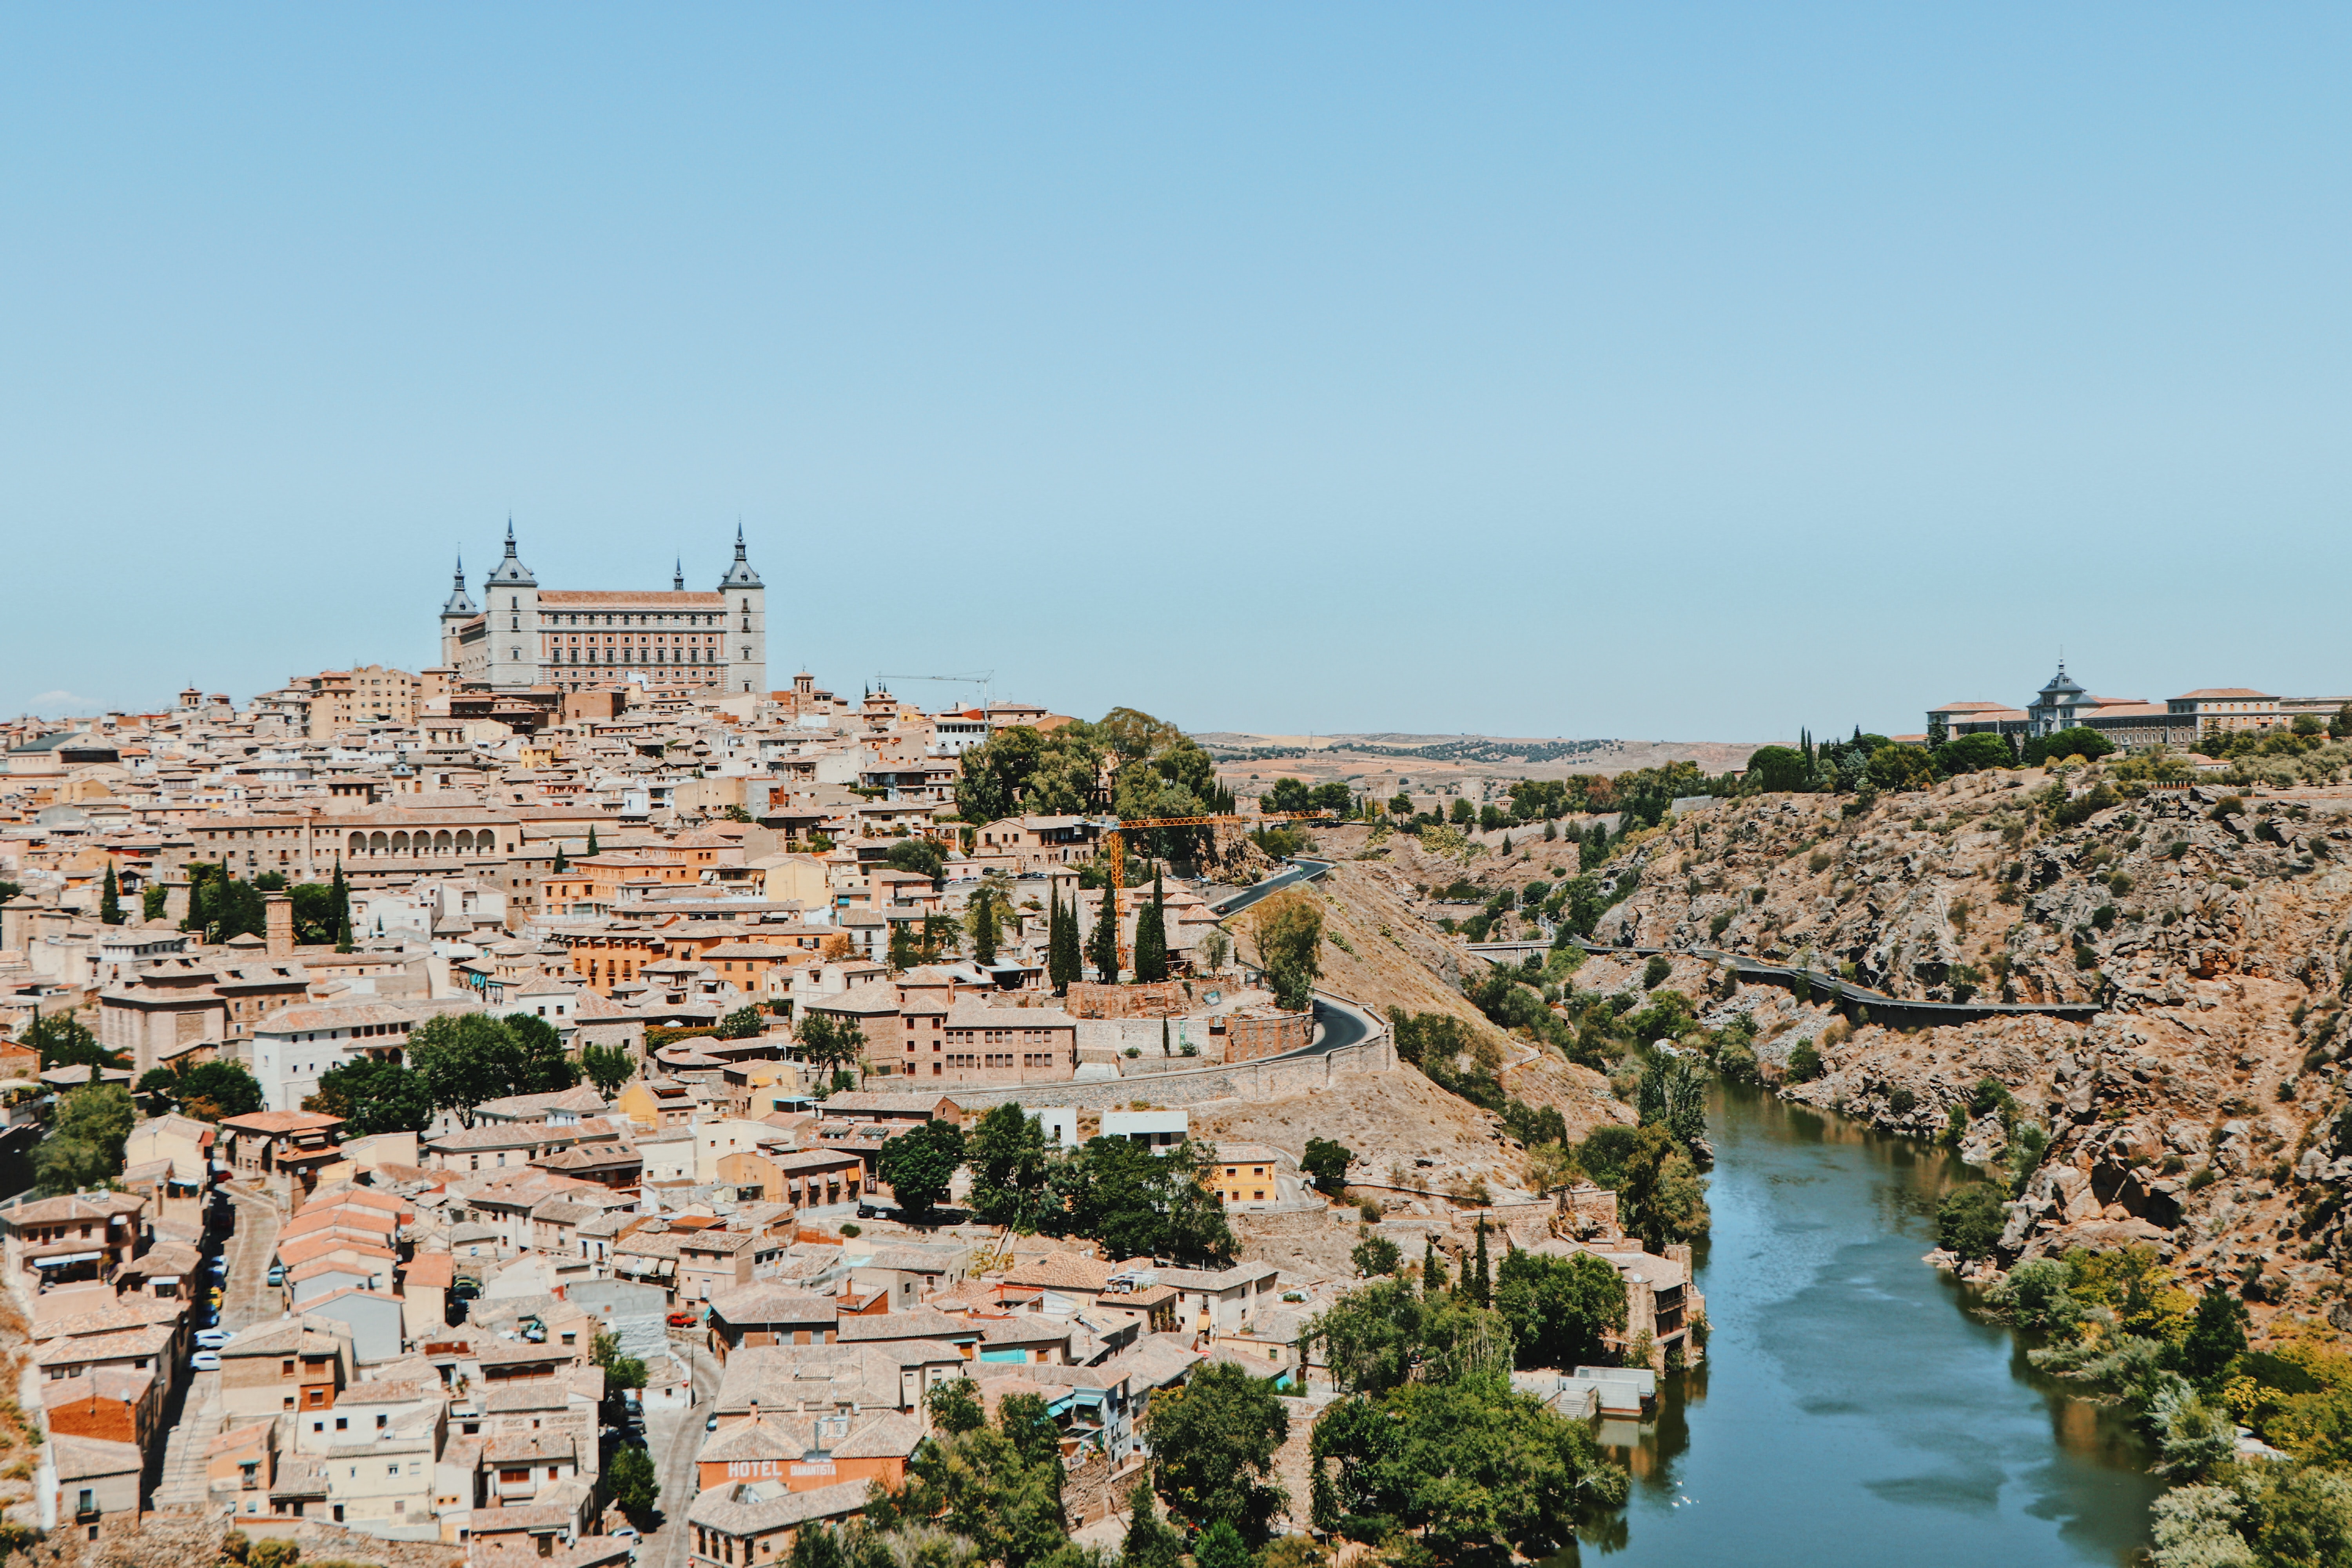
[1227,1011,1312,1061]
[1065,981,1191,1018]
[949,998,1392,1113]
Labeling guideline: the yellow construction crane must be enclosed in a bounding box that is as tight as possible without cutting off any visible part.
[1096,811,1333,967]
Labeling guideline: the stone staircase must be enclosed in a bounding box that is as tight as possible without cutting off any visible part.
[151,1372,221,1508]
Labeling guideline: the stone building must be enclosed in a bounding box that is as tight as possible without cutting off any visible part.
[440,524,766,696]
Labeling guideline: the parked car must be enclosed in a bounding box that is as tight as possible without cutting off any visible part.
[191,1350,221,1372]
[705,1413,717,1432]
[194,1328,233,1350]
[265,1263,285,1287]
[206,1257,228,1276]
[667,1310,698,1327]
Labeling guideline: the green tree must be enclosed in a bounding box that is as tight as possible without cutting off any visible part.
[1193,1523,1250,1568]
[966,1102,1054,1231]
[1577,1124,1710,1251]
[1937,1183,2007,1260]
[1087,886,1120,983]
[1352,1232,1402,1278]
[1472,1216,1494,1305]
[884,837,947,883]
[1144,1360,1290,1542]
[877,1118,967,1218]
[1251,891,1323,1012]
[1494,1250,1627,1370]
[1866,744,1940,792]
[329,857,353,950]
[1310,1378,1628,1565]
[2175,1285,2249,1388]
[1301,1137,1352,1197]
[1636,1056,1708,1150]
[99,864,122,926]
[409,1013,527,1127]
[503,1012,581,1092]
[37,1083,135,1194]
[586,825,601,856]
[578,1043,636,1097]
[25,1009,121,1071]
[590,1329,648,1390]
[1047,889,1080,995]
[1938,732,2013,774]
[1045,1135,1233,1262]
[141,884,168,922]
[1306,1278,1510,1397]
[966,878,1015,967]
[1120,1482,1184,1568]
[1743,746,1811,793]
[1132,869,1169,983]
[305,1058,432,1134]
[793,1012,867,1077]
[173,1060,264,1121]
[606,1444,657,1517]
[862,1378,1070,1568]
[716,1005,766,1040]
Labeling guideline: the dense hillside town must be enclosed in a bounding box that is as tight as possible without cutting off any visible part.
[0,626,1683,1568]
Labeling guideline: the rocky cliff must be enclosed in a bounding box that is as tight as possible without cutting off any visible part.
[1570,767,2352,1330]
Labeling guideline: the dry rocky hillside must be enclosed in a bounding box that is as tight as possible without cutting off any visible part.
[1515,766,2352,1333]
[1195,840,1626,1212]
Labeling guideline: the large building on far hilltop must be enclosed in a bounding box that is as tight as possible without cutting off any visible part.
[439,524,766,695]
[1930,663,2350,750]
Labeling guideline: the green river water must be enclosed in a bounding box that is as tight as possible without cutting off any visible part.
[1564,1082,2164,1565]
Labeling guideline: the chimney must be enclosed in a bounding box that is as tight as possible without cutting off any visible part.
[264,894,294,958]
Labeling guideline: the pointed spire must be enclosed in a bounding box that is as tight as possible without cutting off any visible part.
[734,521,748,560]
[503,517,518,556]
[443,549,479,616]
[674,556,685,592]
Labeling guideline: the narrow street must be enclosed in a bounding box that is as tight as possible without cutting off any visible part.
[151,1184,283,1508]
[640,1341,717,1568]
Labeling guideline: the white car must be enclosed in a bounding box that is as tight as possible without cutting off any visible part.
[194,1329,233,1350]
[191,1350,221,1372]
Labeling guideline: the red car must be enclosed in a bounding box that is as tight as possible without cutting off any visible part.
[667,1310,698,1327]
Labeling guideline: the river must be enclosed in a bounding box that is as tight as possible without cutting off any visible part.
[1571,1082,2163,1566]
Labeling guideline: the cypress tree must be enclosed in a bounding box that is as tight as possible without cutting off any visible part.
[330,856,353,952]
[1133,869,1168,983]
[1088,883,1120,983]
[586,825,601,857]
[1047,889,1077,995]
[100,864,122,926]
[552,846,569,874]
[972,885,998,966]
[1472,1216,1492,1306]
[1423,1236,1447,1294]
[1161,1016,1171,1056]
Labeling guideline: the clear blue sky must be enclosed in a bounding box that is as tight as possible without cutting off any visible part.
[4,7,2346,741]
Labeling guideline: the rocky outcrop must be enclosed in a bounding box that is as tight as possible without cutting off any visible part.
[1581,769,2352,1332]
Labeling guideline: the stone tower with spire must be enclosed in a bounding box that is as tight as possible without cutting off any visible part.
[481,522,540,690]
[718,524,767,696]
[438,553,478,668]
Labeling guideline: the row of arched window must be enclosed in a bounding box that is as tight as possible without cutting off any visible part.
[345,829,499,857]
